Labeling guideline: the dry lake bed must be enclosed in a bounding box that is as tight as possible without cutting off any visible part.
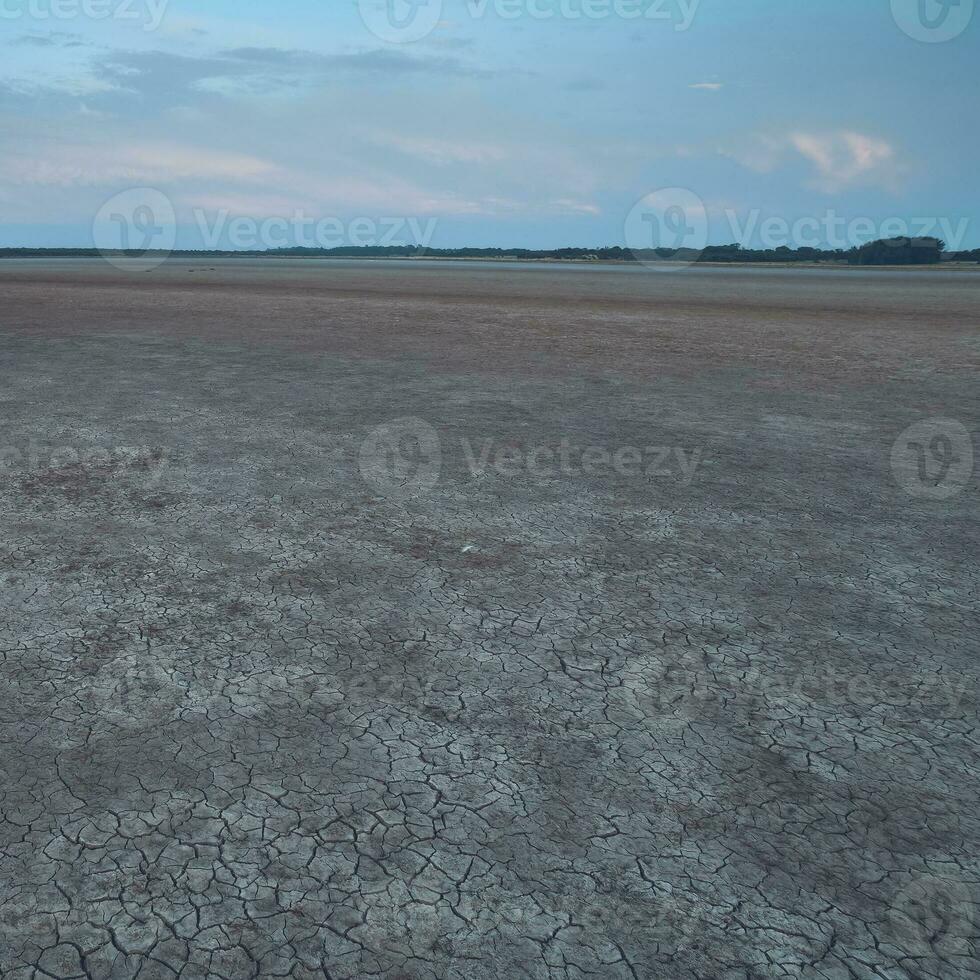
[0,258,977,979]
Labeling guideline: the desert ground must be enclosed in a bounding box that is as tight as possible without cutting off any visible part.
[0,258,977,979]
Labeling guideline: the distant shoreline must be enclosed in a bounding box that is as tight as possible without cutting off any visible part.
[2,251,979,272]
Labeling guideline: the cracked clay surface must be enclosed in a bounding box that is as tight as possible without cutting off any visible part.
[0,259,977,978]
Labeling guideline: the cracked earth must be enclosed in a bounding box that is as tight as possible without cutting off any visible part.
[0,259,977,978]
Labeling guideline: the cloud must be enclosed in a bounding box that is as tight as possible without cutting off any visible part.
[0,119,563,221]
[549,199,601,216]
[10,31,88,48]
[93,51,251,100]
[0,141,277,187]
[726,130,901,192]
[789,131,896,192]
[0,36,624,236]
[689,82,723,91]
[221,46,491,77]
[89,46,491,102]
[380,134,510,165]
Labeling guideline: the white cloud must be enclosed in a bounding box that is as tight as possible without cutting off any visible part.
[378,134,510,165]
[789,131,895,192]
[689,82,723,91]
[548,199,601,216]
[725,130,901,192]
[1,142,277,187]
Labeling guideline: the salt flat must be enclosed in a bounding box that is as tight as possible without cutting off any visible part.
[0,259,977,978]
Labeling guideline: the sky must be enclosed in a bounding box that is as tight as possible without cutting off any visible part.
[1,0,978,251]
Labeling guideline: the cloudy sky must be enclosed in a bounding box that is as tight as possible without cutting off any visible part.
[2,0,978,250]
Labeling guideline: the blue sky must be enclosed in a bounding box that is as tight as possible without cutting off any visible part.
[1,0,978,250]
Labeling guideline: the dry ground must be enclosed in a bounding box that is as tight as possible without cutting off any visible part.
[0,259,978,978]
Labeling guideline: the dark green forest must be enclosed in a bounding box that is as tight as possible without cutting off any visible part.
[2,237,978,265]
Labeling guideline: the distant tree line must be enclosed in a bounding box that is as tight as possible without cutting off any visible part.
[2,237,977,265]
